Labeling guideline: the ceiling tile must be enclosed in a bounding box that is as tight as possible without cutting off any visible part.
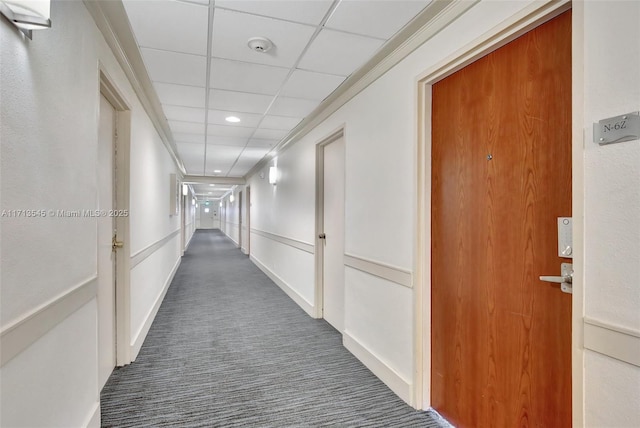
[268,96,319,117]
[253,128,289,140]
[215,0,332,25]
[206,136,250,147]
[208,109,263,128]
[260,115,302,130]
[141,48,207,87]
[229,162,259,177]
[207,124,255,138]
[169,120,205,135]
[173,132,205,144]
[155,83,206,108]
[228,147,271,176]
[298,29,384,77]
[183,159,205,175]
[239,146,271,160]
[326,1,430,40]
[197,189,229,199]
[176,142,206,174]
[192,183,234,197]
[123,0,208,56]
[212,9,315,68]
[176,141,205,157]
[209,89,273,114]
[280,69,345,101]
[206,145,245,173]
[210,58,289,95]
[247,138,279,148]
[163,105,206,123]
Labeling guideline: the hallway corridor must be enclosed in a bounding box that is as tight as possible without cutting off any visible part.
[100,230,442,427]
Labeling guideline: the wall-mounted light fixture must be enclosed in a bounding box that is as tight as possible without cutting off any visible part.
[229,193,235,203]
[0,0,51,39]
[269,166,278,185]
[182,183,188,196]
[219,202,223,208]
[192,198,196,206]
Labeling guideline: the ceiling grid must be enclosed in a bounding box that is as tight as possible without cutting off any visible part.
[122,0,432,180]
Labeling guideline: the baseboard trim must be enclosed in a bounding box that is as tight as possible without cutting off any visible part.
[250,255,315,317]
[1,276,98,367]
[84,402,100,428]
[131,228,181,268]
[251,228,314,254]
[130,256,181,360]
[344,254,412,288]
[226,234,239,247]
[185,228,195,250]
[584,317,640,367]
[343,331,413,406]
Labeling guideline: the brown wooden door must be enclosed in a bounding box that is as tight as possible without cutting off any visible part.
[431,11,572,428]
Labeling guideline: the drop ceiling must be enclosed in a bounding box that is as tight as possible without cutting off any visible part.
[123,0,432,178]
[191,183,234,200]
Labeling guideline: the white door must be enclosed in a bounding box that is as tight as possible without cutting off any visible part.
[238,191,243,249]
[213,207,220,229]
[322,137,345,332]
[98,94,116,389]
[199,205,215,228]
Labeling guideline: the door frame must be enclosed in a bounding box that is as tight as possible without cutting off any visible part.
[238,190,243,250]
[314,126,345,320]
[99,66,132,366]
[181,192,186,255]
[414,0,585,424]
[245,186,251,255]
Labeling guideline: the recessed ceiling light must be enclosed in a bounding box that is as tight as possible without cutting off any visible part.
[225,116,240,123]
[214,170,222,173]
[210,184,215,187]
[208,192,212,194]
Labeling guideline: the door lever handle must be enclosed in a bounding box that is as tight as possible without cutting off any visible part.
[318,233,326,239]
[539,263,573,294]
[539,275,572,284]
[112,234,124,251]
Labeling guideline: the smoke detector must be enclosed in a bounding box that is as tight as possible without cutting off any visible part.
[247,37,273,53]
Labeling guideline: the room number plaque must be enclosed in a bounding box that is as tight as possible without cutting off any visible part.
[593,111,640,145]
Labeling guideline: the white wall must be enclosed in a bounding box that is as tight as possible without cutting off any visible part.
[221,191,241,246]
[0,1,184,426]
[246,0,543,405]
[128,92,182,358]
[248,149,316,309]
[246,0,640,420]
[185,191,197,248]
[582,1,640,426]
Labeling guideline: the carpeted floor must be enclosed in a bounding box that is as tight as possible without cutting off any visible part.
[100,230,444,427]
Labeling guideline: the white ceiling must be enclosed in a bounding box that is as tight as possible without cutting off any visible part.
[191,183,234,200]
[123,0,432,178]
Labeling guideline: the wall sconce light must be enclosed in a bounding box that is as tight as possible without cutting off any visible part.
[269,166,277,185]
[219,202,223,207]
[229,193,235,203]
[182,183,188,196]
[192,198,196,206]
[0,0,51,39]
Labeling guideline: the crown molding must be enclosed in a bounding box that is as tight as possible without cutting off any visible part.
[244,0,479,180]
[183,175,246,185]
[83,0,186,175]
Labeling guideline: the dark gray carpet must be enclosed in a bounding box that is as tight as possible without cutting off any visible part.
[101,229,443,427]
